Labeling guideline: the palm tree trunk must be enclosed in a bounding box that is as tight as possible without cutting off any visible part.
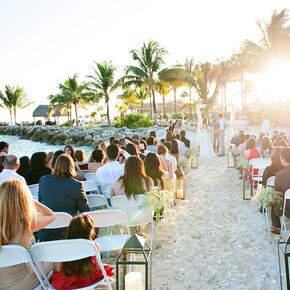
[74,103,79,127]
[13,108,16,124]
[9,109,13,125]
[241,74,245,113]
[189,87,193,119]
[149,93,152,116]
[174,88,177,115]
[162,95,166,119]
[141,100,144,114]
[152,89,157,124]
[106,100,111,126]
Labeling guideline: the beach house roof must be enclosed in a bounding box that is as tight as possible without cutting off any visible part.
[32,105,62,118]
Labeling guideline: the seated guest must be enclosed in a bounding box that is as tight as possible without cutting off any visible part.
[109,136,115,144]
[180,130,190,148]
[0,154,26,185]
[273,137,288,148]
[0,141,9,155]
[260,135,271,158]
[174,134,186,156]
[164,141,177,172]
[17,156,31,177]
[49,214,114,289]
[262,147,284,187]
[125,143,139,157]
[271,148,290,234]
[39,154,89,240]
[99,141,108,153]
[238,134,250,156]
[158,144,174,179]
[96,144,124,185]
[118,139,128,150]
[50,150,65,169]
[144,152,165,189]
[146,136,157,153]
[166,131,173,142]
[75,149,88,170]
[170,139,180,161]
[0,180,56,289]
[243,137,261,160]
[140,140,147,153]
[88,149,105,173]
[64,145,76,161]
[111,156,153,197]
[24,152,52,185]
[149,131,157,138]
[131,139,146,160]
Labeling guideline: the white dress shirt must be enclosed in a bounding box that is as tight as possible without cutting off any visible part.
[261,119,271,135]
[0,169,26,185]
[178,140,186,156]
[167,154,177,172]
[96,161,124,186]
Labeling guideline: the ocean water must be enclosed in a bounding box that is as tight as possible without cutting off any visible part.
[0,135,93,159]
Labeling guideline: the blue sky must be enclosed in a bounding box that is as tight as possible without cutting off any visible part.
[0,0,289,121]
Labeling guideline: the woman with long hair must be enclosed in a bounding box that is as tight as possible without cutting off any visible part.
[125,143,139,157]
[17,156,31,177]
[170,139,180,161]
[64,145,75,161]
[144,152,165,189]
[262,147,284,187]
[75,149,88,170]
[24,151,52,185]
[157,144,174,179]
[111,156,153,198]
[50,150,65,169]
[0,180,55,289]
[50,214,114,289]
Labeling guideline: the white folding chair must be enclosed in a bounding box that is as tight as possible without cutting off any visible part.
[30,239,112,290]
[86,209,130,253]
[249,158,271,191]
[28,184,39,201]
[101,183,112,200]
[82,169,89,175]
[87,194,109,210]
[0,245,44,289]
[85,173,97,182]
[111,195,155,247]
[44,212,73,229]
[83,181,99,194]
[281,189,290,234]
[266,176,275,188]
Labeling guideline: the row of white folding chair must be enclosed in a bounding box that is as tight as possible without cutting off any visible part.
[28,184,39,201]
[87,194,109,210]
[281,189,290,234]
[263,176,276,228]
[0,240,113,290]
[110,195,155,248]
[85,173,112,199]
[249,158,271,190]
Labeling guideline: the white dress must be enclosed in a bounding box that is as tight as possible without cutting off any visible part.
[200,128,215,158]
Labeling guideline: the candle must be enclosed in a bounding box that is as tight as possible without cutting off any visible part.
[125,272,144,290]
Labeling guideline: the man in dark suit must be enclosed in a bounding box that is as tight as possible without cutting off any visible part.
[180,130,190,148]
[271,148,290,234]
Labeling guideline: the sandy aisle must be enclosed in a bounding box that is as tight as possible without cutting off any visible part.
[152,155,280,290]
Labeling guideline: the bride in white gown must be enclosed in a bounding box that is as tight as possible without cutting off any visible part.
[200,117,216,158]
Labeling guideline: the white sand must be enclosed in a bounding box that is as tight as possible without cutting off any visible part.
[152,155,280,290]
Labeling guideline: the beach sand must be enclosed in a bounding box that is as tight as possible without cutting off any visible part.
[152,155,279,290]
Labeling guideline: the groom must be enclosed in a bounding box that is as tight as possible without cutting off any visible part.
[217,113,226,156]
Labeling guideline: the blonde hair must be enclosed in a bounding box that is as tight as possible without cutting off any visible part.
[0,180,36,248]
[53,154,76,178]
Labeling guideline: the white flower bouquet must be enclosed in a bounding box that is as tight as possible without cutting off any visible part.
[237,157,249,170]
[186,148,195,159]
[178,157,188,169]
[252,187,282,208]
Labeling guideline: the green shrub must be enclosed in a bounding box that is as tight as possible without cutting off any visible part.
[114,114,154,129]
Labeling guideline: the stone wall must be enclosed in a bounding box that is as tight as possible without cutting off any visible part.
[0,125,166,147]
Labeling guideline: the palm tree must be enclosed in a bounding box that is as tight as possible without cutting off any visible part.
[156,81,171,118]
[59,74,91,127]
[124,40,168,123]
[48,93,72,124]
[118,88,140,113]
[0,85,32,124]
[135,87,149,113]
[87,61,117,126]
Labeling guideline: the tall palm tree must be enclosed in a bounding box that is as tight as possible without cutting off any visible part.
[48,93,72,124]
[156,81,171,118]
[135,87,149,113]
[124,40,168,123]
[87,61,117,126]
[0,85,32,124]
[59,74,91,127]
[118,88,140,113]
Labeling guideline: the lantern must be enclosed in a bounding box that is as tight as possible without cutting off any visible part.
[228,146,235,168]
[191,153,199,169]
[278,232,290,289]
[175,175,185,200]
[116,233,152,290]
[243,171,252,200]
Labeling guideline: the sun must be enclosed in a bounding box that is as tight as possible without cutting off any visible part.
[252,61,290,104]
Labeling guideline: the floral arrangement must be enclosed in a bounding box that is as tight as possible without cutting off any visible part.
[177,157,188,169]
[252,187,282,208]
[146,189,174,220]
[237,157,249,170]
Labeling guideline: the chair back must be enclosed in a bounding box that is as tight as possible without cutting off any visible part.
[85,173,97,182]
[266,176,275,188]
[249,158,271,172]
[30,239,112,289]
[85,209,128,228]
[111,195,153,227]
[87,194,109,210]
[101,183,112,199]
[82,169,89,175]
[83,181,99,193]
[0,245,44,288]
[281,189,290,233]
[44,212,72,229]
[28,184,39,200]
